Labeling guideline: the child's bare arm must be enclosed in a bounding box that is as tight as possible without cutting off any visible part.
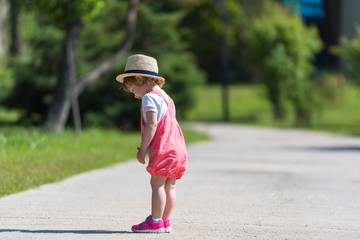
[137,111,157,164]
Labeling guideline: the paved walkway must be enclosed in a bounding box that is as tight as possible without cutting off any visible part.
[1,123,360,240]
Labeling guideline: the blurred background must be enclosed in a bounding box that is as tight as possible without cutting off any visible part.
[0,0,359,134]
[1,0,360,197]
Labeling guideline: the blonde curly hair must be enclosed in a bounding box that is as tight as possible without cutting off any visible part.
[122,75,165,92]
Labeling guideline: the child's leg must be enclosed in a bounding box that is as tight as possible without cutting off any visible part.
[163,178,176,219]
[150,176,167,219]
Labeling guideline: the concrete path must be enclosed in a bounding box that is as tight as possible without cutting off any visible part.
[1,123,360,240]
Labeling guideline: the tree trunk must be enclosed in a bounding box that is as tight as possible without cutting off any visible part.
[294,100,311,126]
[324,0,341,69]
[9,0,22,56]
[44,20,83,132]
[268,88,286,120]
[43,26,74,132]
[219,0,230,122]
[0,1,7,56]
[44,0,139,132]
[66,20,83,136]
[74,0,139,96]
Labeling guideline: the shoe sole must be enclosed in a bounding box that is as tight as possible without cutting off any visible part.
[132,228,165,233]
[164,226,172,233]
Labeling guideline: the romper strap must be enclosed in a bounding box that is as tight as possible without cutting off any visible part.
[148,90,170,106]
[148,90,176,120]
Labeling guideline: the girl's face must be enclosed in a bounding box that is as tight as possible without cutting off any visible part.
[128,84,148,99]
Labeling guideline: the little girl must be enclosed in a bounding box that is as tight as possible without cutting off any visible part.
[116,54,188,233]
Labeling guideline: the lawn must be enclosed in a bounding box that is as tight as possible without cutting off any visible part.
[0,126,207,197]
[1,83,358,197]
[187,83,360,136]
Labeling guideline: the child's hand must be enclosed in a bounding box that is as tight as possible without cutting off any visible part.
[137,147,146,164]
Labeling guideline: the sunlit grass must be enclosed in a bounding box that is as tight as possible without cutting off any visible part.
[188,83,360,136]
[310,84,360,135]
[0,126,207,197]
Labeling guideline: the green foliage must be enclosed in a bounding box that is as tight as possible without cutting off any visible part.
[159,53,205,119]
[77,1,128,71]
[3,0,205,128]
[23,0,104,28]
[332,25,360,83]
[179,0,244,82]
[0,107,20,124]
[76,0,139,129]
[0,66,14,102]
[133,4,206,118]
[313,71,346,107]
[2,13,63,124]
[80,2,205,128]
[241,3,322,124]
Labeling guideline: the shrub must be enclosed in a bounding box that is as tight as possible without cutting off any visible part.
[241,2,322,124]
[332,25,360,84]
[314,71,346,106]
[179,0,244,83]
[2,14,63,125]
[0,65,14,102]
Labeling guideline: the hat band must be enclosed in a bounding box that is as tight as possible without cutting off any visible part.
[124,69,159,77]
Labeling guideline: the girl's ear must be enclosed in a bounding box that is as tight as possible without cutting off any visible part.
[147,78,156,86]
[145,79,152,86]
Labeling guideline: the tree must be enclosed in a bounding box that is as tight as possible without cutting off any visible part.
[241,2,322,124]
[179,0,244,83]
[333,25,360,84]
[9,0,22,56]
[24,0,139,132]
[134,3,206,119]
[74,0,206,129]
[3,0,205,130]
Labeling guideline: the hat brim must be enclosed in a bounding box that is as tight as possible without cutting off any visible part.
[116,73,165,83]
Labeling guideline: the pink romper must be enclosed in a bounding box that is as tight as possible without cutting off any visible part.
[141,90,187,180]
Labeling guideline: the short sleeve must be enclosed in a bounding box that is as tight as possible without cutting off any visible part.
[141,92,168,123]
[142,94,158,115]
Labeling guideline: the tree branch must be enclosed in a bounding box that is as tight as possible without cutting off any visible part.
[75,0,139,96]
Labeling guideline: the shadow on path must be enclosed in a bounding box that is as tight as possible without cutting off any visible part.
[0,229,133,235]
[286,145,360,152]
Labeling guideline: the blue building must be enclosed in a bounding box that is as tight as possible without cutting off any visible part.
[281,0,360,71]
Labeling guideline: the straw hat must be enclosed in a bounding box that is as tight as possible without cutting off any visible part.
[116,54,165,83]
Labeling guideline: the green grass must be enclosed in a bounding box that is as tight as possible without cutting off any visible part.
[1,83,357,197]
[0,127,207,197]
[0,107,20,123]
[188,84,271,122]
[187,84,360,136]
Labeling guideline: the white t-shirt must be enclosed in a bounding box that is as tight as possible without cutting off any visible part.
[142,89,174,123]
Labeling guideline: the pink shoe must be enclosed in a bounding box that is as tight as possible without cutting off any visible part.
[131,216,165,233]
[163,219,172,233]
